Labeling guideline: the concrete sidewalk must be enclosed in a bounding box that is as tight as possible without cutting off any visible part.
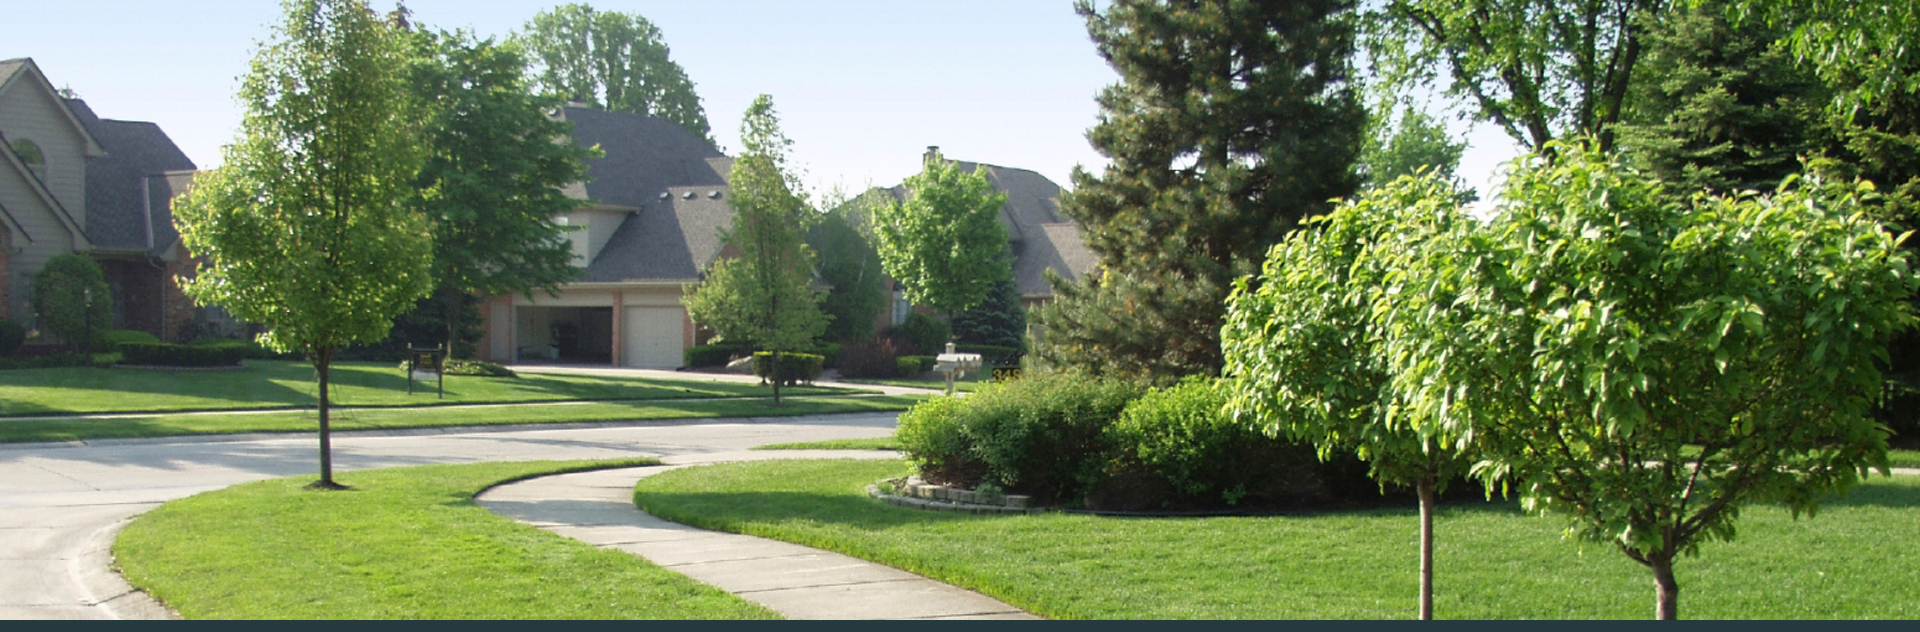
[475,452,1039,620]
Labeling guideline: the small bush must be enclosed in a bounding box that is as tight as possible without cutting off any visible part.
[119,342,249,367]
[684,343,737,368]
[837,337,902,378]
[0,318,23,356]
[1104,377,1334,508]
[104,329,162,350]
[444,359,516,377]
[888,313,950,355]
[894,396,983,485]
[809,342,842,369]
[752,351,824,386]
[895,369,1147,503]
[896,355,935,377]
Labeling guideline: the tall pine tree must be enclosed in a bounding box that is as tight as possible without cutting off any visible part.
[1033,0,1365,379]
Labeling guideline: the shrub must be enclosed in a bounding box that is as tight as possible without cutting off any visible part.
[895,369,1147,503]
[954,343,1022,367]
[444,359,516,377]
[752,351,824,386]
[119,342,249,367]
[103,329,162,351]
[896,355,935,377]
[684,343,737,368]
[810,342,842,369]
[30,253,113,351]
[1105,377,1337,508]
[0,318,23,356]
[837,336,903,378]
[888,312,950,355]
[894,396,983,485]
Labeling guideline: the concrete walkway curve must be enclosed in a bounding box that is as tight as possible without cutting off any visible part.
[476,455,1039,620]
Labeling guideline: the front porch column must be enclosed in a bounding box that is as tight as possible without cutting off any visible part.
[610,290,626,367]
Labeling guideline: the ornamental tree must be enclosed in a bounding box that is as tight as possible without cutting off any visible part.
[173,0,432,489]
[873,153,1010,319]
[1221,171,1477,620]
[1384,142,1914,619]
[29,253,113,353]
[681,95,827,405]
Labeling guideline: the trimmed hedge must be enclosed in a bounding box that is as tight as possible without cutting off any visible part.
[1102,377,1349,509]
[119,342,249,367]
[104,330,161,350]
[896,370,1147,504]
[684,343,738,368]
[896,355,935,377]
[752,351,824,386]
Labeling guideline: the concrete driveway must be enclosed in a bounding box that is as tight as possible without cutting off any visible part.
[0,412,899,619]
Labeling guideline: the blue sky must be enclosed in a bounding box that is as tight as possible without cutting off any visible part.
[3,0,1519,201]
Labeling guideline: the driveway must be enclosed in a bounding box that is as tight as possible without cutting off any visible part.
[0,412,900,619]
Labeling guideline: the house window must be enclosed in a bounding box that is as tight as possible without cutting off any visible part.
[891,288,910,326]
[9,139,45,182]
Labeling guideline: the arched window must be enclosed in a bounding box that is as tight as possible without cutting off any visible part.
[9,139,45,181]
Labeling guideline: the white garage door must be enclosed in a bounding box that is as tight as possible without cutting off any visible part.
[622,307,685,369]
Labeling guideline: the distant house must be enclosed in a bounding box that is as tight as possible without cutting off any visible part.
[876,147,1098,325]
[473,105,736,369]
[0,57,203,341]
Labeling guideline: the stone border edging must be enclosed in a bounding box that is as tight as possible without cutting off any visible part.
[867,477,1040,515]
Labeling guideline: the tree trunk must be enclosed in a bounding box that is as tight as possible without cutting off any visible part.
[443,289,461,360]
[770,351,783,406]
[1650,555,1679,620]
[1417,475,1437,621]
[309,346,345,490]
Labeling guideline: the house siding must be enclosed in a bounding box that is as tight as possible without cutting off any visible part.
[0,162,78,324]
[0,82,89,227]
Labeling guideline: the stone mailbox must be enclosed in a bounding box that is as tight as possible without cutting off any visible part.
[934,342,983,396]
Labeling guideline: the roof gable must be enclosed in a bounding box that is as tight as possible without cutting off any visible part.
[0,58,106,157]
[64,98,197,252]
[0,127,88,249]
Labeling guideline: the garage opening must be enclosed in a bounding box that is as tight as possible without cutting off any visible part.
[515,306,613,364]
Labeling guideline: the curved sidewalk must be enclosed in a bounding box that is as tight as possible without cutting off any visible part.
[475,452,1039,620]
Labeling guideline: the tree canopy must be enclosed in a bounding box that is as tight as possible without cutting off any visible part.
[400,28,595,355]
[29,253,112,352]
[807,190,890,343]
[517,3,710,140]
[173,0,432,488]
[1033,0,1366,380]
[873,154,1011,318]
[681,95,827,404]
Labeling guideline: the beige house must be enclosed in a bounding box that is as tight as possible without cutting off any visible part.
[0,58,201,341]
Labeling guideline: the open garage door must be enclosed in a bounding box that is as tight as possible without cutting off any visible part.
[623,306,684,369]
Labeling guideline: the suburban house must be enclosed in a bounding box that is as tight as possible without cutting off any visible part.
[0,58,201,341]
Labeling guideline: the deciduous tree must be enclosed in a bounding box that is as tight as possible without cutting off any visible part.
[29,253,112,353]
[681,95,827,404]
[173,0,431,489]
[1033,0,1365,380]
[1222,172,1477,620]
[873,153,1010,319]
[517,3,710,140]
[808,191,889,343]
[1385,142,1913,619]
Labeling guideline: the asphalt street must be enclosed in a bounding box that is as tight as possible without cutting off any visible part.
[0,411,900,619]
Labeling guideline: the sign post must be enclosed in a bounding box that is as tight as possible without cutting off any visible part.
[407,345,445,399]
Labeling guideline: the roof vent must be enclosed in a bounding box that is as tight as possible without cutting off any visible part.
[658,192,671,201]
[682,191,696,199]
[708,191,722,199]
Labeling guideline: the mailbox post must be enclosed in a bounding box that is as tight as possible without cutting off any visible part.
[934,342,983,396]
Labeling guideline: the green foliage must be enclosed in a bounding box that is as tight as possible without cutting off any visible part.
[951,278,1026,350]
[873,155,1010,316]
[1108,377,1340,508]
[119,342,250,368]
[172,0,433,487]
[0,318,23,356]
[887,312,948,355]
[835,336,903,379]
[682,95,828,404]
[102,329,161,350]
[895,355,934,377]
[1368,0,1668,152]
[682,342,736,368]
[953,344,1022,368]
[29,253,112,350]
[808,193,889,342]
[1383,141,1916,618]
[1615,0,1831,196]
[0,353,114,371]
[1036,0,1365,379]
[1360,106,1476,203]
[751,351,824,386]
[401,28,593,354]
[516,3,710,140]
[440,359,515,377]
[893,370,1147,503]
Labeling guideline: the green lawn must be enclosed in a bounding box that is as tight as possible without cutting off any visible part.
[0,360,858,417]
[753,437,900,451]
[0,395,926,443]
[1891,449,1920,469]
[633,459,1920,620]
[115,460,780,620]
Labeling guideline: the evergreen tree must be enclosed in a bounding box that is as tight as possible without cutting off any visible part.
[1613,0,1831,196]
[951,278,1026,350]
[1033,0,1365,379]
[807,191,889,343]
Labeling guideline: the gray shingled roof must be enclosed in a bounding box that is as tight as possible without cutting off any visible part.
[64,99,196,254]
[884,159,1097,298]
[560,106,736,282]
